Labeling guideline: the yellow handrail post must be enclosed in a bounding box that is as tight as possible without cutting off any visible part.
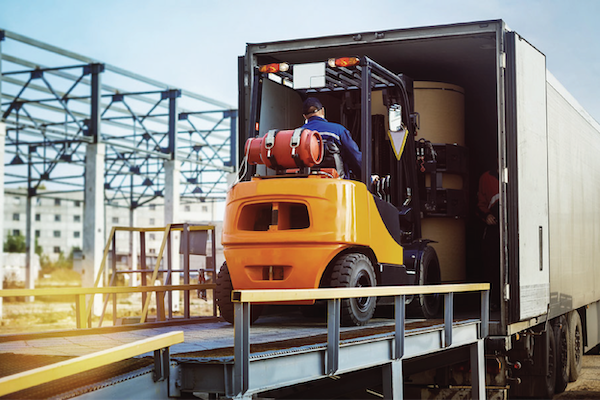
[75,294,88,329]
[140,224,171,323]
[157,291,166,321]
[85,226,118,323]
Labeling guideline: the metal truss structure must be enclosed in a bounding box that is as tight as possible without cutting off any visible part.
[0,29,236,209]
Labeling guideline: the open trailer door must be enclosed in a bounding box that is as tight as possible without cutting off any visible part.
[505,31,550,323]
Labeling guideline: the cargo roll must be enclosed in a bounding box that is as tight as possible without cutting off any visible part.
[414,81,466,282]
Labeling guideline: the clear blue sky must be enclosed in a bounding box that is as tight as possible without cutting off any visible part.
[1,0,599,122]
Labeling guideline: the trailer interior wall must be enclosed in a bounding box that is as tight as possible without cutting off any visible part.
[547,73,600,325]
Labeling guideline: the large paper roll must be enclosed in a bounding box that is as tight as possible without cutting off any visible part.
[415,82,466,282]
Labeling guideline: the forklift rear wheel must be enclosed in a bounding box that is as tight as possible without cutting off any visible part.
[215,262,263,324]
[407,245,441,318]
[330,253,377,326]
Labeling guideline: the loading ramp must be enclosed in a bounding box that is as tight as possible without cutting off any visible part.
[0,283,489,399]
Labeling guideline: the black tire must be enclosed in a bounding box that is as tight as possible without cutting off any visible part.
[407,246,441,318]
[541,322,557,399]
[554,315,569,394]
[329,253,377,326]
[215,262,263,324]
[568,310,583,382]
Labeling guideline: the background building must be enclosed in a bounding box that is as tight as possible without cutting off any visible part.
[3,188,221,261]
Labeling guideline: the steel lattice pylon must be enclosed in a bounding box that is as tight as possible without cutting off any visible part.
[0,28,236,208]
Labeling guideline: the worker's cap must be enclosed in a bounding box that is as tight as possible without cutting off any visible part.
[303,97,323,115]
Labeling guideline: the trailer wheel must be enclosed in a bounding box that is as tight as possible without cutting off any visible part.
[329,253,376,326]
[554,315,569,394]
[407,246,441,318]
[215,262,263,324]
[542,323,557,399]
[568,310,583,381]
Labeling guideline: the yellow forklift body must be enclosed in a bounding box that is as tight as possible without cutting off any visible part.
[222,176,403,298]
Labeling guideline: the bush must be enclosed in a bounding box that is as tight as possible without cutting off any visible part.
[3,234,26,253]
[40,247,81,274]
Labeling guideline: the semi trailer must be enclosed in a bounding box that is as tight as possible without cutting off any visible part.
[217,20,600,397]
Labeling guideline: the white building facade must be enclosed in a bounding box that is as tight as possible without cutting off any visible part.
[3,189,221,260]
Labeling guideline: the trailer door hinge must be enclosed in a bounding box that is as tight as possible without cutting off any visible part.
[500,52,507,69]
[502,167,509,183]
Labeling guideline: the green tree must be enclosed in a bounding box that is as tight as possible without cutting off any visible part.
[3,234,26,253]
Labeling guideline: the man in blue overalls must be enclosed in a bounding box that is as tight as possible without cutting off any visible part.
[301,97,362,179]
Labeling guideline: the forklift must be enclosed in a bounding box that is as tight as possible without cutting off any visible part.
[216,56,462,326]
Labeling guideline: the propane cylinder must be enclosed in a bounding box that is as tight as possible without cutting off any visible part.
[245,128,324,170]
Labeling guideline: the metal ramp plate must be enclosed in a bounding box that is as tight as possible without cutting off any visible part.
[0,353,152,399]
[173,319,481,398]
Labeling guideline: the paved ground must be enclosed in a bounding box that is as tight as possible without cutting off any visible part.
[556,355,600,399]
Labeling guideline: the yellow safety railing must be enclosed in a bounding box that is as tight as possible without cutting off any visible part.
[91,223,217,325]
[229,283,491,397]
[232,283,491,302]
[0,331,184,397]
[0,284,215,329]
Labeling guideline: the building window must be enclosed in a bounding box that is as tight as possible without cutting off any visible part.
[202,206,208,213]
[112,217,119,223]
[54,199,61,206]
[53,246,61,254]
[13,196,20,205]
[35,214,41,222]
[148,248,156,254]
[36,198,43,206]
[12,229,20,237]
[55,215,61,222]
[149,204,156,211]
[35,230,40,238]
[184,205,191,212]
[12,213,20,221]
[74,231,80,238]
[75,201,81,207]
[53,230,61,238]
[149,233,156,241]
[149,218,155,226]
[74,215,81,222]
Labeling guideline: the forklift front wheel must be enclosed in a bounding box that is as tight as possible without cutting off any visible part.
[408,245,442,318]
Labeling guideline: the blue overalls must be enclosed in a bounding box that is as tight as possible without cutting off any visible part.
[302,116,362,179]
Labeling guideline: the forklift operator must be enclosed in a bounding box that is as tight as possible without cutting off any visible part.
[302,97,362,179]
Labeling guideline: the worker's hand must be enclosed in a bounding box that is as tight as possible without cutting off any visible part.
[485,214,497,225]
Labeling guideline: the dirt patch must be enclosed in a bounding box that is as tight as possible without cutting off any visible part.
[555,355,600,399]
